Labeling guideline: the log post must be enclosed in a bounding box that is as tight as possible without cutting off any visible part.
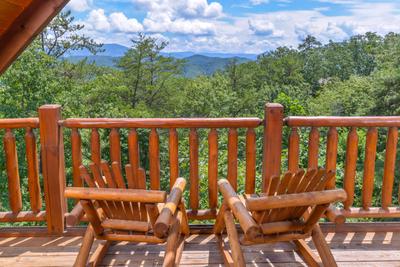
[262,103,284,192]
[39,104,66,234]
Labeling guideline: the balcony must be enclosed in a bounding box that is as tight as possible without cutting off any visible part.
[0,103,399,266]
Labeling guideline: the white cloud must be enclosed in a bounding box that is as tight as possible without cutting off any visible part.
[250,0,269,5]
[86,9,111,31]
[248,20,283,37]
[84,9,143,33]
[67,0,92,12]
[75,1,400,54]
[134,0,222,35]
[109,13,143,33]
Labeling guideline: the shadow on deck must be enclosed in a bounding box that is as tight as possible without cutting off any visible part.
[0,230,399,266]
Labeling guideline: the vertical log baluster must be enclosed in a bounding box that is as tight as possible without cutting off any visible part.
[208,128,218,210]
[308,127,319,170]
[91,128,101,167]
[362,127,378,210]
[25,128,42,213]
[343,127,358,210]
[109,128,121,166]
[128,128,140,183]
[4,129,22,213]
[169,128,179,188]
[325,127,338,189]
[149,128,160,190]
[227,128,238,191]
[189,128,199,211]
[382,127,398,210]
[245,128,256,194]
[71,128,83,187]
[288,127,300,172]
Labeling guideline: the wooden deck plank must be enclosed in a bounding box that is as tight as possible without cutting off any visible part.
[0,232,399,266]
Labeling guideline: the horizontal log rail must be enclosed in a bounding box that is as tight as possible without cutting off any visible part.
[61,118,262,128]
[283,116,400,222]
[0,118,39,129]
[285,116,400,127]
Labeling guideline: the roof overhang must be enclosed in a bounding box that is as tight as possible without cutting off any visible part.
[0,0,69,75]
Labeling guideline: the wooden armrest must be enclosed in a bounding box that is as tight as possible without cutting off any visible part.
[245,189,347,211]
[65,202,84,226]
[154,177,186,238]
[218,179,261,239]
[65,187,167,203]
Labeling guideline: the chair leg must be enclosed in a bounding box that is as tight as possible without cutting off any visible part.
[74,225,95,267]
[293,239,321,267]
[174,235,186,266]
[224,210,246,267]
[311,224,338,267]
[88,240,112,267]
[163,218,181,267]
[214,203,227,234]
[217,235,235,267]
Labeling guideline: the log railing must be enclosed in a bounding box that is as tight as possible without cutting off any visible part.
[0,118,45,223]
[2,103,400,235]
[61,117,263,224]
[283,116,400,221]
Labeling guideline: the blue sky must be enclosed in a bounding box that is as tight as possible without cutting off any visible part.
[64,0,400,54]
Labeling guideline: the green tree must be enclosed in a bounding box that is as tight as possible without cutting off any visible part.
[39,10,103,58]
[117,34,183,110]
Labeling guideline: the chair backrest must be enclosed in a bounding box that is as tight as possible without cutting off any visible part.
[245,169,347,237]
[75,161,173,237]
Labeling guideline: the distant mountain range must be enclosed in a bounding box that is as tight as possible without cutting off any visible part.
[64,44,257,77]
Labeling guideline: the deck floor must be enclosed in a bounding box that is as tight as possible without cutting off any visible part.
[0,230,399,266]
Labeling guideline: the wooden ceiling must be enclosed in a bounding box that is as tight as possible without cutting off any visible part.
[0,0,32,38]
[0,0,69,74]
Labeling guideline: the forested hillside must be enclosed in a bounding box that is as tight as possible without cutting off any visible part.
[1,12,400,216]
[65,54,251,77]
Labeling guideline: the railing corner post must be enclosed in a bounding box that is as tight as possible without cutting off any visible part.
[262,103,284,192]
[38,104,66,234]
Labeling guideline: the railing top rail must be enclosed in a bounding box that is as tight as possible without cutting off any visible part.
[0,118,39,129]
[60,117,263,129]
[284,116,400,128]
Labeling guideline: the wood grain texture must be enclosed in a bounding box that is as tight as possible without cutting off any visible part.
[227,128,238,191]
[62,118,262,128]
[262,104,283,192]
[362,127,378,210]
[343,127,358,210]
[3,129,22,213]
[25,128,42,213]
[308,127,320,170]
[169,128,179,188]
[90,128,101,167]
[71,128,83,187]
[208,128,218,210]
[149,129,160,190]
[189,128,199,211]
[325,127,338,189]
[127,128,139,183]
[382,127,398,210]
[38,105,66,234]
[245,128,256,194]
[288,127,300,172]
[109,128,121,166]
